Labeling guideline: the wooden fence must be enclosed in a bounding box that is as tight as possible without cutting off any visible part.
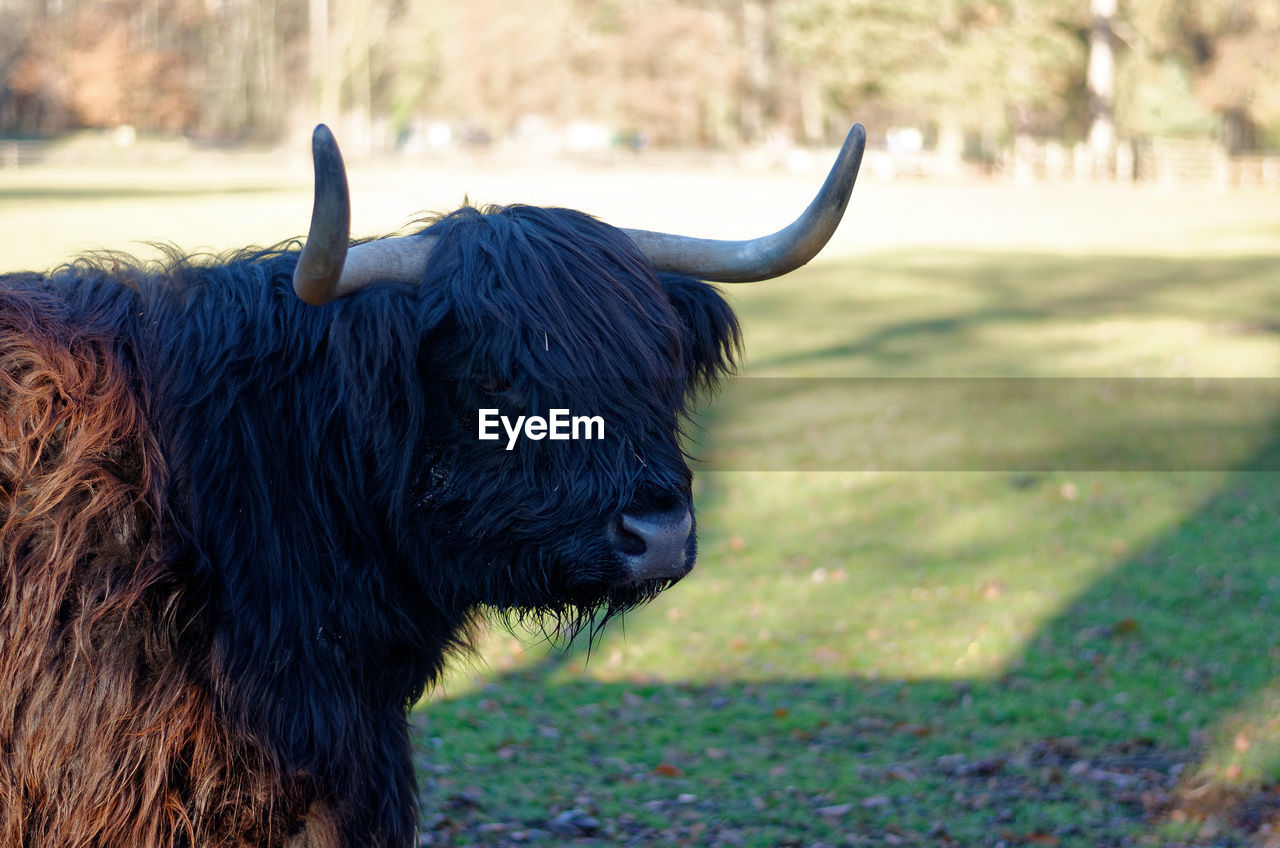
[1008,135,1279,189]
[0,140,50,168]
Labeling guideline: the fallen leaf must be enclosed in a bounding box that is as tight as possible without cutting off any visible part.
[926,823,958,846]
[812,645,841,663]
[884,765,918,781]
[1112,617,1139,636]
[893,722,933,738]
[960,756,1007,777]
[1001,831,1059,846]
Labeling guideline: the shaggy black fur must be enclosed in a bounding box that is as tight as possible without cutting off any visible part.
[0,204,738,847]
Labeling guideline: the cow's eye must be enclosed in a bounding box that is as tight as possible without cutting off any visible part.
[476,380,527,414]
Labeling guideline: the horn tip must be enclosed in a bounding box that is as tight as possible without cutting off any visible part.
[311,123,340,161]
[845,122,867,152]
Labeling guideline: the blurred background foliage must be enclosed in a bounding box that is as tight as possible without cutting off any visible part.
[0,0,1277,157]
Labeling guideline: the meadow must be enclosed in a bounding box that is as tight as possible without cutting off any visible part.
[3,147,1279,846]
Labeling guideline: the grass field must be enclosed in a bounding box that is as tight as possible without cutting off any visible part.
[3,152,1280,846]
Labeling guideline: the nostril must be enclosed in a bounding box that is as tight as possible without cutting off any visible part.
[610,514,648,557]
[608,508,694,582]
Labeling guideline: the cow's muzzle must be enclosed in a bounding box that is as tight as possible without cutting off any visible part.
[608,507,694,583]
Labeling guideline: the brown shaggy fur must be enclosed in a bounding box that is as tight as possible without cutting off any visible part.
[0,288,323,847]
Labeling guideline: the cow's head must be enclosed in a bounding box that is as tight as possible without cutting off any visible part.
[293,124,864,631]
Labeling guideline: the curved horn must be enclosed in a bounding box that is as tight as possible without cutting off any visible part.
[622,122,866,282]
[293,124,433,305]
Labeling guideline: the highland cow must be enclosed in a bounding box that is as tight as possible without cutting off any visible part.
[0,123,865,847]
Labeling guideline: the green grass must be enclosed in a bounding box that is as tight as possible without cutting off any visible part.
[5,161,1280,845]
[421,242,1280,844]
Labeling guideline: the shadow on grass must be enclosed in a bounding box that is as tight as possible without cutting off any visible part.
[414,252,1280,846]
[415,469,1280,846]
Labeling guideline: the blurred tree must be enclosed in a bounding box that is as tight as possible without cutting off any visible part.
[406,0,579,139]
[1120,0,1280,148]
[394,0,739,146]
[0,0,74,135]
[778,0,1088,143]
[194,0,305,140]
[736,0,778,142]
[303,0,405,149]
[1,0,1276,152]
[1,0,201,135]
[597,0,741,145]
[1185,1,1280,149]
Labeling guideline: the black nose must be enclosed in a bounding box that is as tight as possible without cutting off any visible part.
[608,508,694,582]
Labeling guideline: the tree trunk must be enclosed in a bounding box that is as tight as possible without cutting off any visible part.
[1087,0,1117,178]
[738,0,774,144]
[310,0,338,117]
